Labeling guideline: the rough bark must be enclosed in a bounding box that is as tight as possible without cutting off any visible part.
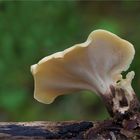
[0,121,92,139]
[0,119,140,140]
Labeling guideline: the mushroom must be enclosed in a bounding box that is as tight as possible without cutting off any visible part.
[31,29,140,117]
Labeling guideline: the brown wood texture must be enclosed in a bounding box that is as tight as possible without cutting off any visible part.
[0,120,140,140]
[0,121,93,140]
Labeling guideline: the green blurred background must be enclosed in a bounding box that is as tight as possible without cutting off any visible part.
[0,1,140,121]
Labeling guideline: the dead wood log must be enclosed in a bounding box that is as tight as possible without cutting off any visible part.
[0,121,92,140]
[0,119,140,140]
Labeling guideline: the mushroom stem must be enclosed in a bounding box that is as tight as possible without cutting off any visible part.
[101,86,140,119]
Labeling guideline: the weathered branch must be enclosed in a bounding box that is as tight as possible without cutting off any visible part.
[0,121,93,139]
[0,119,140,140]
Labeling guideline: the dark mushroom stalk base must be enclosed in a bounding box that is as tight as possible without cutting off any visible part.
[86,87,140,139]
[103,85,140,119]
[92,76,140,139]
[99,72,140,120]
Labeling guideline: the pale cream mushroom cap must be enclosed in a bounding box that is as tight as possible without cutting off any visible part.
[31,29,135,104]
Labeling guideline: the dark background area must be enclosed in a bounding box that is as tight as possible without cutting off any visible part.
[0,1,140,121]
